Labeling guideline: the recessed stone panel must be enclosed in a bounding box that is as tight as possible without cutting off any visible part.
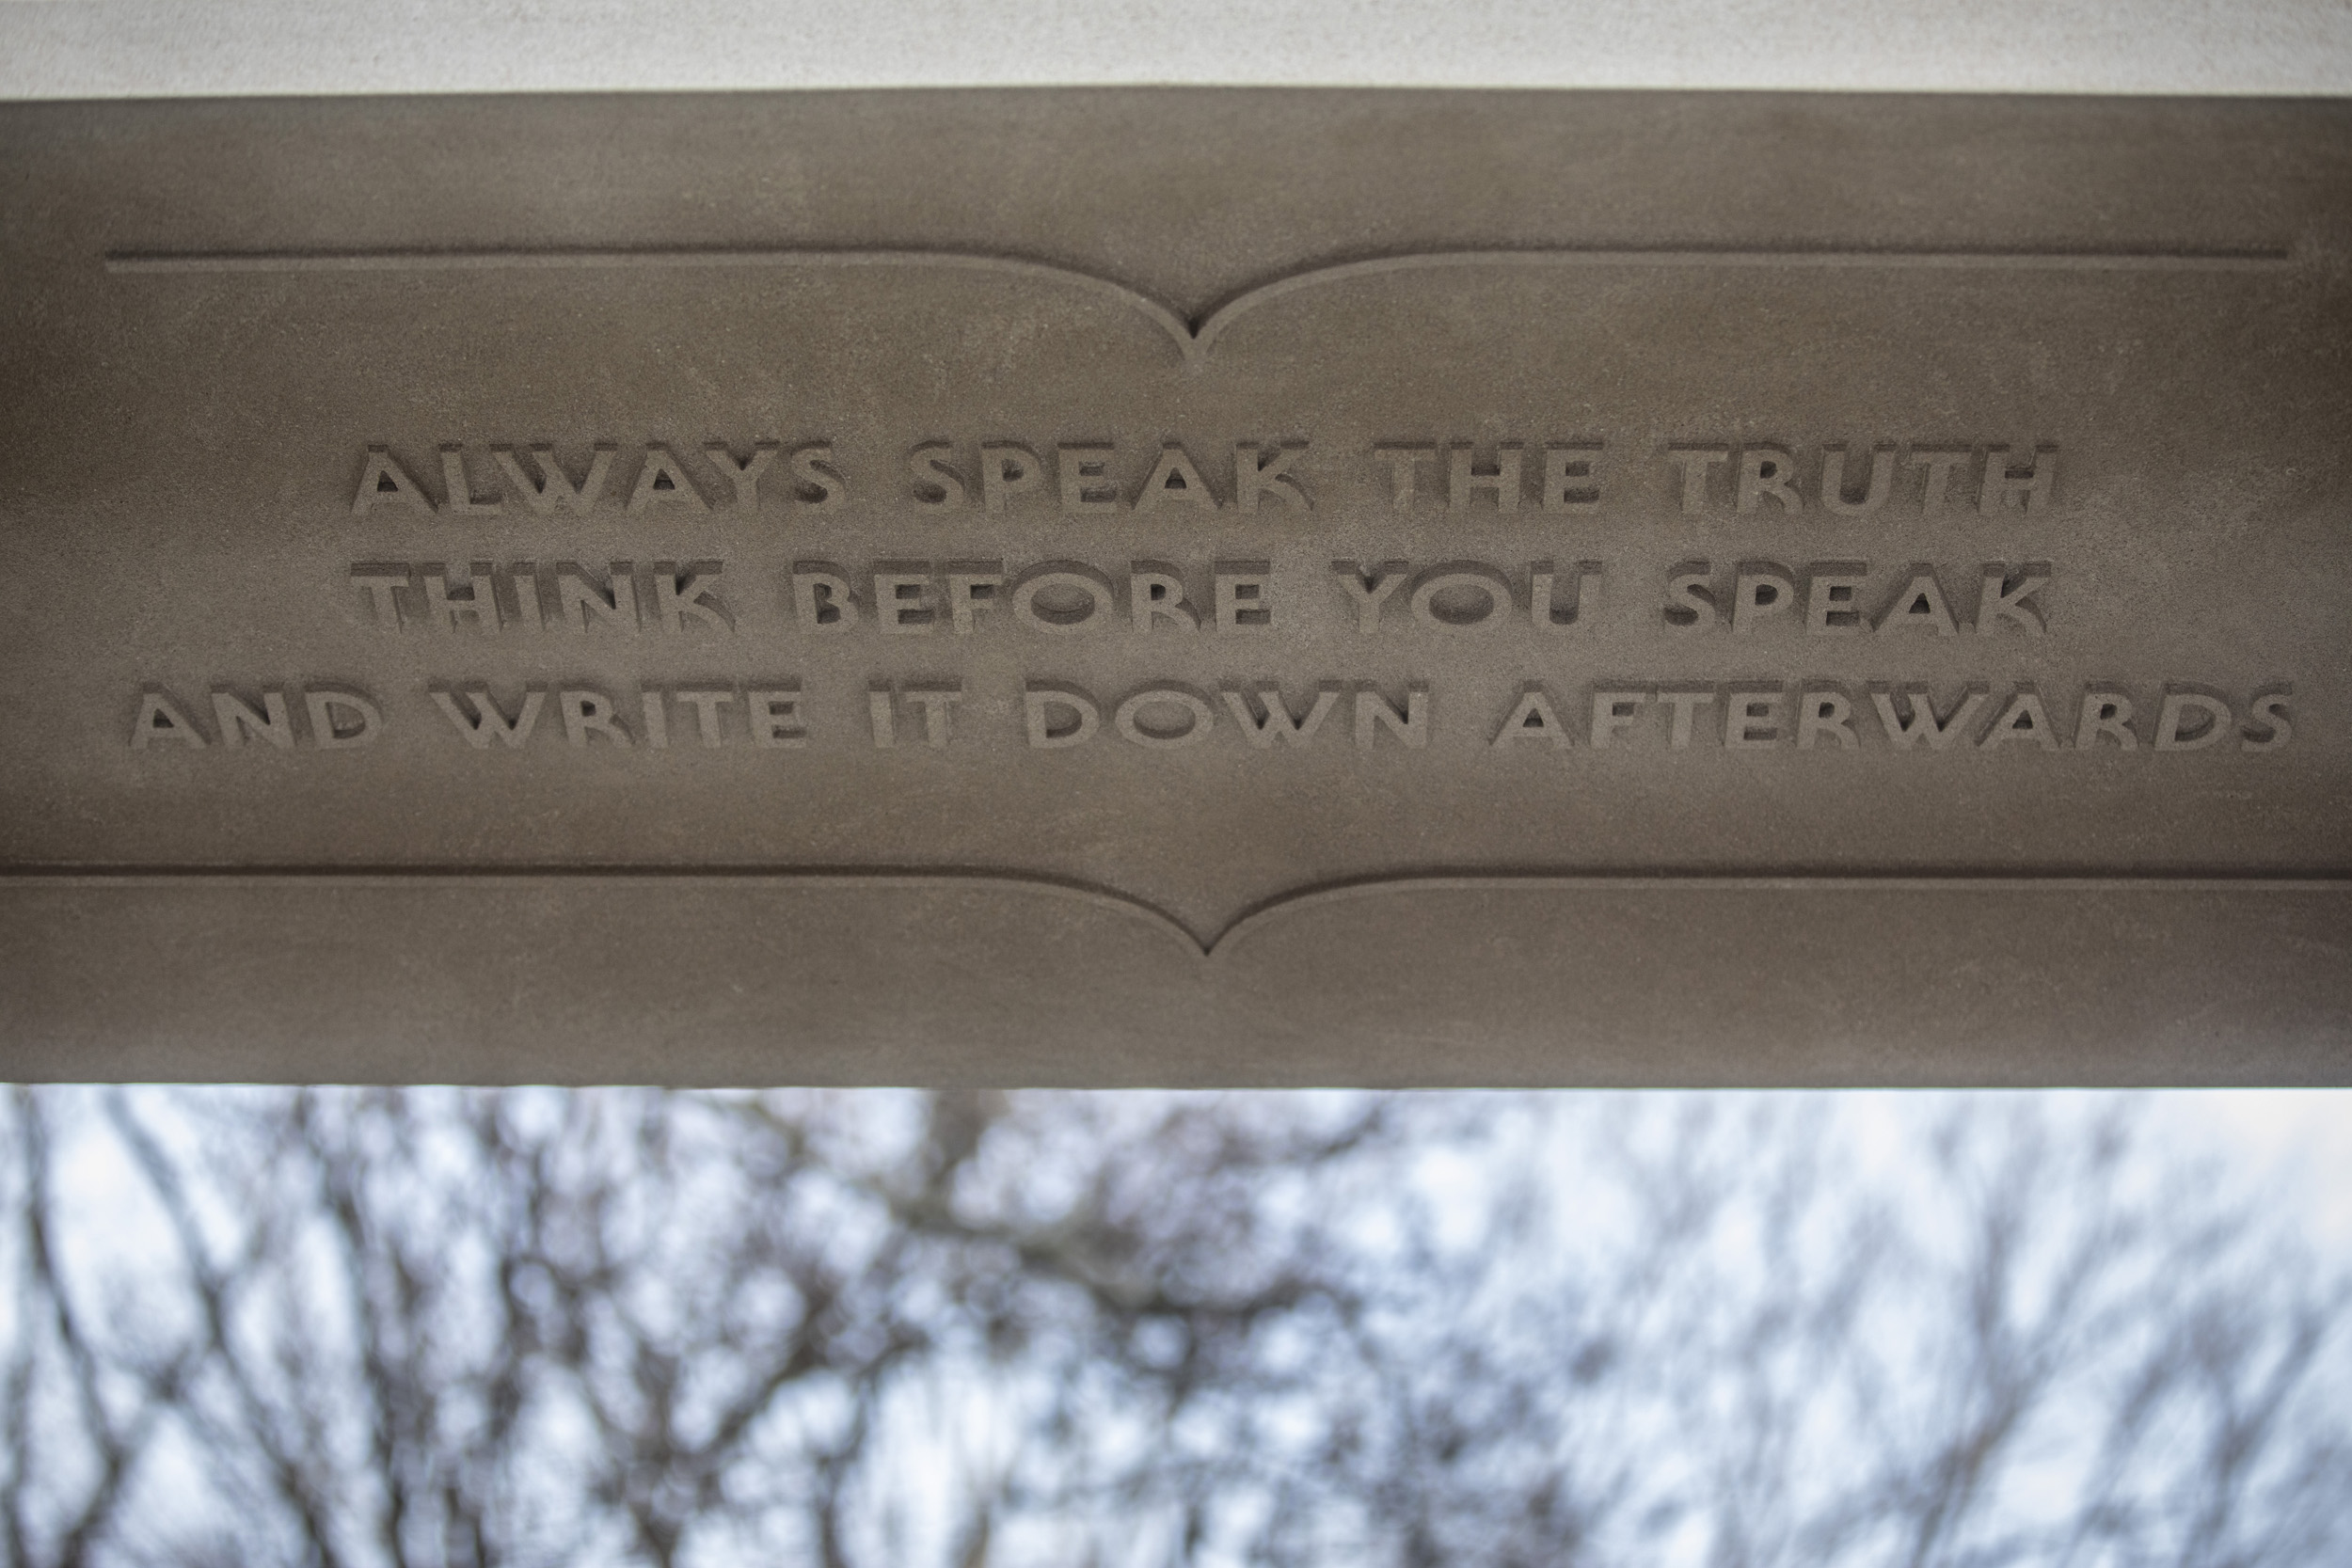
[2,92,2346,1082]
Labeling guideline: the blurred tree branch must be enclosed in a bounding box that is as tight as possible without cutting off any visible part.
[0,1086,2344,1568]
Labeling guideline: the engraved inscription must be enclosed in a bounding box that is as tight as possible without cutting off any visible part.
[125,432,2309,794]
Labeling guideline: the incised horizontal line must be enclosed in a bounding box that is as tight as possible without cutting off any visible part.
[6,865,2346,959]
[102,245,2299,365]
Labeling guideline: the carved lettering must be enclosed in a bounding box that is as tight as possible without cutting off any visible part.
[1820,446,1896,515]
[792,563,859,632]
[1234,442,1311,512]
[1024,683,1100,748]
[1666,445,1729,512]
[1492,685,1571,749]
[560,689,631,748]
[901,684,962,748]
[909,444,968,510]
[1011,563,1116,635]
[1058,445,1120,514]
[123,692,191,748]
[1129,561,1198,633]
[353,448,434,515]
[438,446,501,515]
[1408,563,1512,632]
[1871,687,1989,750]
[1979,446,2058,515]
[1909,449,1971,513]
[1214,562,1273,632]
[508,563,544,632]
[1876,570,1962,637]
[626,446,708,513]
[979,444,1042,513]
[421,563,501,636]
[1796,689,1858,750]
[1332,560,1411,633]
[1590,690,1649,748]
[1660,689,1716,750]
[1979,689,2061,750]
[305,688,383,749]
[944,562,1005,634]
[1730,562,1798,635]
[495,445,614,515]
[135,686,385,750]
[1375,444,1437,510]
[704,441,776,508]
[1221,684,1341,747]
[350,564,411,628]
[1664,562,1718,632]
[1354,685,1428,750]
[651,562,731,636]
[869,683,962,748]
[2155,689,2233,751]
[1448,444,1521,513]
[1805,562,1868,635]
[675,688,736,748]
[1736,447,1801,512]
[872,563,937,636]
[431,687,541,748]
[211,688,294,750]
[789,444,847,509]
[2076,691,2138,750]
[1114,686,1216,748]
[2243,689,2294,752]
[1531,561,1601,628]
[555,562,639,635]
[1724,688,1786,750]
[1541,445,1601,513]
[1134,443,1221,511]
[747,688,807,749]
[1975,563,2051,636]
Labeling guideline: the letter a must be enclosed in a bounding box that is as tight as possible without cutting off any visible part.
[353,447,435,514]
[1492,686,1571,749]
[131,691,206,748]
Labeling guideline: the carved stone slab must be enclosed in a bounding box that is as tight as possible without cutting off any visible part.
[2,91,2346,1084]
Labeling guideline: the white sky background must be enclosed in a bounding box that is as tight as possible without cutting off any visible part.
[1,0,2350,98]
[2177,1091,2352,1252]
[3,2,2344,1241]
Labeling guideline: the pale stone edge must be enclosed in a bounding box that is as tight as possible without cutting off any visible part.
[4,1,2352,101]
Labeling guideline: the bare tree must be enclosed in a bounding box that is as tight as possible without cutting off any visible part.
[1,1085,2344,1568]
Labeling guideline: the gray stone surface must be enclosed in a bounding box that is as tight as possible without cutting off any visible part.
[1,91,2346,1084]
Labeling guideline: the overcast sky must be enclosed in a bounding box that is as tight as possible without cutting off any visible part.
[3,0,2351,99]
